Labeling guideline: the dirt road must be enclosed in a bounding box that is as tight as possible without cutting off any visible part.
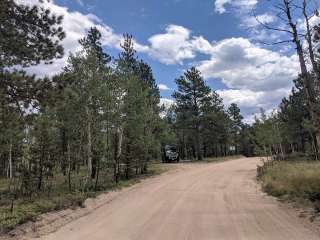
[34,157,319,240]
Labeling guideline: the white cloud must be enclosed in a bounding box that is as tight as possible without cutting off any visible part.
[147,25,213,64]
[218,88,291,123]
[217,89,263,108]
[159,98,175,118]
[160,98,174,107]
[192,37,299,119]
[240,13,276,28]
[197,38,299,91]
[147,25,195,65]
[214,0,231,14]
[218,88,290,109]
[158,84,171,91]
[214,0,257,14]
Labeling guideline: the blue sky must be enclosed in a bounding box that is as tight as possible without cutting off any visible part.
[24,0,305,122]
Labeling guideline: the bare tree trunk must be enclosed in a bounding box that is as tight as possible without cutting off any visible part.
[8,141,13,179]
[290,143,295,153]
[86,105,93,182]
[283,0,320,153]
[302,0,320,154]
[114,127,123,183]
[303,0,320,78]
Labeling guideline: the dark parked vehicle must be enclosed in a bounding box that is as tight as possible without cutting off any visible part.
[163,145,179,163]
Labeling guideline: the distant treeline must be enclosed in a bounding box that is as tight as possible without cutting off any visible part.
[250,75,319,160]
[163,67,250,160]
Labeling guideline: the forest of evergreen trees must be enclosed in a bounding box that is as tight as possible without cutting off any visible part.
[250,75,320,160]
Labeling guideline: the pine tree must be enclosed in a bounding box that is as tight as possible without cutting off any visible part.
[173,67,212,160]
[62,27,111,185]
[115,34,162,177]
[227,103,243,154]
[0,0,65,68]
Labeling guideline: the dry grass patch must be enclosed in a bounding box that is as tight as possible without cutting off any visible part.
[261,161,320,208]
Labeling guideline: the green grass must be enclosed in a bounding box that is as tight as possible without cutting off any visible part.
[0,163,167,232]
[260,161,320,208]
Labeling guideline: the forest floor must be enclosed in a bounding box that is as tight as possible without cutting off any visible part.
[2,157,320,240]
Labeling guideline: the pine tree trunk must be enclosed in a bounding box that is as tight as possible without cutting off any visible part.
[279,143,285,160]
[215,144,218,157]
[94,156,100,190]
[182,132,187,160]
[300,128,306,153]
[61,128,67,176]
[38,143,45,191]
[67,142,72,191]
[195,126,202,161]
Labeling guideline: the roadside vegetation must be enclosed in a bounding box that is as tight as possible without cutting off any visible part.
[0,163,166,232]
[260,160,320,210]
